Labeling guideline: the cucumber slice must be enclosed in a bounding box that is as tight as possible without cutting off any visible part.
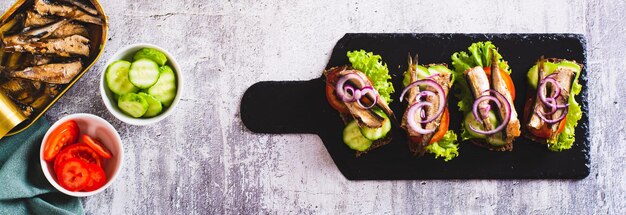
[118,93,149,118]
[138,92,163,117]
[359,110,391,140]
[106,60,139,95]
[464,111,498,139]
[343,120,373,151]
[129,59,160,89]
[487,133,508,146]
[416,65,430,80]
[527,65,539,89]
[527,62,561,89]
[557,61,581,72]
[133,48,168,66]
[147,66,177,107]
[428,65,453,75]
[404,64,453,87]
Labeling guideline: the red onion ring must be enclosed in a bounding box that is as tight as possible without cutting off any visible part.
[399,79,446,124]
[416,91,436,102]
[471,94,501,124]
[468,90,511,135]
[400,79,447,134]
[538,77,569,109]
[536,108,568,124]
[336,73,366,101]
[335,73,379,110]
[356,86,378,109]
[341,85,357,102]
[536,76,569,124]
[406,102,436,134]
[426,73,440,79]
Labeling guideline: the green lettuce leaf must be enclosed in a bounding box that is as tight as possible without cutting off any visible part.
[425,130,459,161]
[548,64,583,151]
[347,50,394,104]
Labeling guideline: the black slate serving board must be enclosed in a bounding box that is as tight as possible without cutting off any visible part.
[241,33,590,180]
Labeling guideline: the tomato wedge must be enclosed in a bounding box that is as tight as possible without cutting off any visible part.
[500,69,516,101]
[83,164,107,192]
[429,107,450,144]
[44,120,79,161]
[557,118,567,134]
[325,68,349,113]
[54,143,102,172]
[481,67,515,100]
[55,158,91,191]
[81,134,112,159]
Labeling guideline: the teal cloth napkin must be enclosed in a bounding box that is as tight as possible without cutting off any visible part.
[0,118,84,215]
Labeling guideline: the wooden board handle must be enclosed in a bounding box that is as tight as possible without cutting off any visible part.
[241,78,331,134]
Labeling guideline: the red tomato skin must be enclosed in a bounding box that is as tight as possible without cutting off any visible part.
[54,143,102,173]
[55,158,91,191]
[83,164,107,192]
[81,134,113,159]
[325,68,350,113]
[429,108,450,144]
[44,120,79,161]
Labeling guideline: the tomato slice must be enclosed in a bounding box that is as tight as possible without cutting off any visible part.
[556,118,567,134]
[483,66,492,76]
[429,107,450,144]
[55,158,91,191]
[83,164,107,191]
[54,143,102,172]
[481,67,515,101]
[81,134,112,159]
[529,124,552,139]
[325,68,349,113]
[500,69,516,101]
[43,120,79,161]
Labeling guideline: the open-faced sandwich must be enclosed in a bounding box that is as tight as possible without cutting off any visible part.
[451,41,521,151]
[523,57,583,151]
[323,50,395,156]
[400,54,458,161]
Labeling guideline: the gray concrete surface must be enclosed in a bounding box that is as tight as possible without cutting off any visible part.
[2,0,625,214]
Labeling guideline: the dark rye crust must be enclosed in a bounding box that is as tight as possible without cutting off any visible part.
[470,139,513,151]
[522,58,583,144]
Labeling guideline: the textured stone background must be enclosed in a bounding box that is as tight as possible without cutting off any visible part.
[2,0,625,214]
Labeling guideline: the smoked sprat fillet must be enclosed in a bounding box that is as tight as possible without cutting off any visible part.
[7,61,83,84]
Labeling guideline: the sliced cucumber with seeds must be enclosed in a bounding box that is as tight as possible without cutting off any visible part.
[138,92,163,118]
[487,133,508,146]
[147,65,177,107]
[106,60,139,95]
[359,110,391,141]
[118,93,149,118]
[464,111,498,139]
[129,59,160,89]
[343,120,373,151]
[133,48,168,66]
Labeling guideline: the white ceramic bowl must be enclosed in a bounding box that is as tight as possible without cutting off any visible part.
[100,43,183,126]
[40,113,123,197]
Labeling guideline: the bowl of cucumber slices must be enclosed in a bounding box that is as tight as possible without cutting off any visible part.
[101,44,182,125]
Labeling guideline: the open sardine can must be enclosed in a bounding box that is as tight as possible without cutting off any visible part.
[0,0,108,139]
[0,92,26,138]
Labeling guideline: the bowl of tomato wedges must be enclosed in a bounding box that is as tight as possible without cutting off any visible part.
[40,113,123,196]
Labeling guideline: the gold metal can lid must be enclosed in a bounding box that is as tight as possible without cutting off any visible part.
[0,92,26,138]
